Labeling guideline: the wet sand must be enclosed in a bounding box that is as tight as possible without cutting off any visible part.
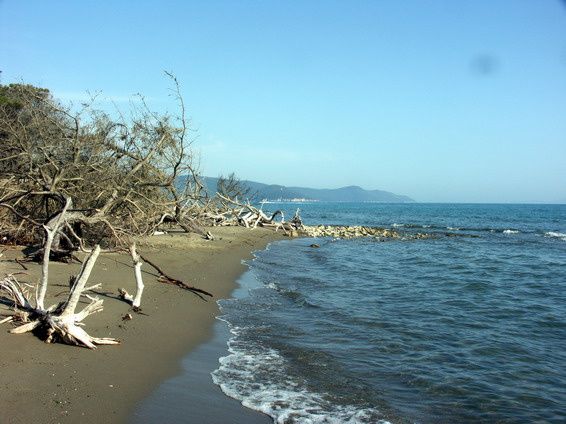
[131,318,271,424]
[0,227,282,423]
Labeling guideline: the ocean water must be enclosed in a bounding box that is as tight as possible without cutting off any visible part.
[212,203,566,423]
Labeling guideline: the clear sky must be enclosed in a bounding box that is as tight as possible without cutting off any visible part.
[1,0,565,203]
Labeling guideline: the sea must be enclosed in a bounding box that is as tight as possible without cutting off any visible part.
[211,203,566,424]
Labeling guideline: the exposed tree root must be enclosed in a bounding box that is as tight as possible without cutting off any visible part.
[0,245,119,349]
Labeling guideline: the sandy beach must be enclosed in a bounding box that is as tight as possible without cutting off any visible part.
[0,227,282,424]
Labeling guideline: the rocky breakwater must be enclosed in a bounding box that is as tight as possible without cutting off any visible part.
[299,225,435,240]
[301,225,400,239]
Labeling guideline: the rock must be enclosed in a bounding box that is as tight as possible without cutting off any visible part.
[302,224,404,240]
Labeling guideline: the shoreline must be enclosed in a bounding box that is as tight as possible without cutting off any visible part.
[0,227,283,423]
[131,308,272,423]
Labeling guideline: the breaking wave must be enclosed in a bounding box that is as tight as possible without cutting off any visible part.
[212,325,389,424]
[545,231,566,241]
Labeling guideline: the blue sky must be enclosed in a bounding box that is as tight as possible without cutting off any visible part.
[1,0,565,203]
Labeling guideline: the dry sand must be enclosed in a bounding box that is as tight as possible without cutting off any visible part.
[0,227,283,423]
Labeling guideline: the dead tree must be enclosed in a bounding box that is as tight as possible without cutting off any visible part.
[0,210,118,349]
[0,78,208,250]
[0,78,216,343]
[209,193,303,234]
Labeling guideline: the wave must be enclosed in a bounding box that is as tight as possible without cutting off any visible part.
[390,224,529,234]
[545,231,566,241]
[265,282,321,308]
[212,330,390,424]
[391,223,526,234]
[392,223,435,229]
[455,226,523,233]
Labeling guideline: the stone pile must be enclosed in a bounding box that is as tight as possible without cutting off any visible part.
[301,225,401,239]
[297,225,472,241]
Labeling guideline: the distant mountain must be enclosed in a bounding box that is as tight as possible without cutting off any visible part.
[201,176,414,203]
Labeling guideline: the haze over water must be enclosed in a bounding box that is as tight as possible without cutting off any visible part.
[213,203,566,423]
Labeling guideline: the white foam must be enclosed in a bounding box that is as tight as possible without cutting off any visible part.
[545,231,566,241]
[503,229,519,234]
[447,227,461,231]
[265,282,279,290]
[212,331,389,424]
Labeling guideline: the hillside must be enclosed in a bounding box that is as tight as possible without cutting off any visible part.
[202,177,414,203]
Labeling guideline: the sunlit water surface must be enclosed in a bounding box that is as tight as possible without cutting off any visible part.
[212,203,566,423]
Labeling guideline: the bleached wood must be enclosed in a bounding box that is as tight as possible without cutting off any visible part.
[60,245,100,318]
[0,276,34,310]
[73,297,104,322]
[37,196,72,311]
[10,320,40,334]
[118,288,134,303]
[129,243,144,308]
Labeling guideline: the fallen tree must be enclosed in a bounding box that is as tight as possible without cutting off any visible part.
[0,78,218,347]
[199,189,304,235]
[0,217,119,349]
[0,77,208,251]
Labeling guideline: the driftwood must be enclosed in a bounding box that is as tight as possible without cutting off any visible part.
[0,200,143,348]
[138,254,213,301]
[118,243,145,310]
[206,193,303,234]
[14,258,28,270]
[155,213,213,240]
[0,245,119,349]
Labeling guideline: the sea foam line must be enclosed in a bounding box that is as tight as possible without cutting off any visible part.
[211,325,390,424]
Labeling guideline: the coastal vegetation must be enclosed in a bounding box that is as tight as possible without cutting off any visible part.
[0,78,304,348]
[0,78,200,346]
